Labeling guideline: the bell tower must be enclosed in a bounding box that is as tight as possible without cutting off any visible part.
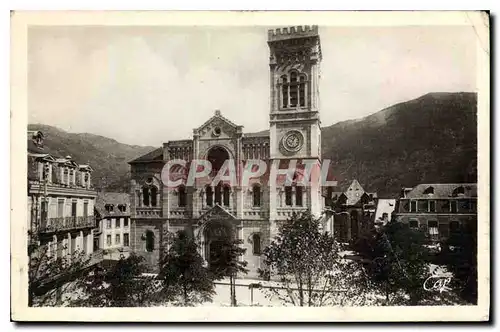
[268,25,323,219]
[268,25,322,160]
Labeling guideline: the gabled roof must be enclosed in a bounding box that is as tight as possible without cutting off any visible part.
[78,164,94,172]
[404,183,477,199]
[344,179,366,206]
[244,130,270,138]
[129,147,164,164]
[55,158,79,168]
[197,204,237,225]
[193,110,243,136]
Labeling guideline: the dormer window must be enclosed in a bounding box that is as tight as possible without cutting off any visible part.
[453,186,465,197]
[105,204,114,213]
[63,168,69,185]
[423,186,434,195]
[118,204,127,212]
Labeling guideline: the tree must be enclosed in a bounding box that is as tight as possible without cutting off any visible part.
[72,253,167,307]
[353,219,430,305]
[159,230,216,306]
[28,240,91,307]
[441,220,477,304]
[209,238,249,307]
[260,211,370,306]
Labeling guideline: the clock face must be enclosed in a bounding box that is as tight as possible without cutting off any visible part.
[282,131,303,153]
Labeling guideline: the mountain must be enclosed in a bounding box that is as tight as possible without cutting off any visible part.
[27,124,156,192]
[29,92,477,197]
[321,92,477,196]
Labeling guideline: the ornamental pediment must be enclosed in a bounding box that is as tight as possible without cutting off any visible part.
[194,110,243,140]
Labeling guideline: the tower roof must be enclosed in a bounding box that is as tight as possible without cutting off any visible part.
[267,25,319,42]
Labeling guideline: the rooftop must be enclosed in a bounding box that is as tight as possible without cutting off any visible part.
[267,25,319,42]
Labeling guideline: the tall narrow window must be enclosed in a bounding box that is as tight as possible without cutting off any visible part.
[83,202,89,218]
[295,186,303,206]
[123,233,130,247]
[428,220,439,242]
[281,76,288,108]
[299,75,306,107]
[206,186,213,207]
[223,185,230,206]
[150,186,158,207]
[145,231,154,252]
[178,185,187,207]
[252,234,261,255]
[410,201,417,212]
[142,187,150,206]
[450,200,458,213]
[289,72,298,107]
[214,184,222,205]
[428,200,436,212]
[252,184,261,207]
[450,220,460,234]
[41,200,48,224]
[285,186,293,206]
[409,219,419,229]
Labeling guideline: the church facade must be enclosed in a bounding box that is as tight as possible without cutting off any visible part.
[128,26,332,277]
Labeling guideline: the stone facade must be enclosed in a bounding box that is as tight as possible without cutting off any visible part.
[27,130,98,265]
[394,183,478,243]
[129,26,331,278]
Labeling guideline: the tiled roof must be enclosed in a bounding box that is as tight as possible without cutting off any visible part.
[129,147,163,164]
[404,183,477,199]
[95,192,131,218]
[244,130,270,138]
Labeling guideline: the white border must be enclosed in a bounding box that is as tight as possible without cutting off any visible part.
[9,10,490,322]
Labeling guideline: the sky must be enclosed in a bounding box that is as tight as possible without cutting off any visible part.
[28,25,477,146]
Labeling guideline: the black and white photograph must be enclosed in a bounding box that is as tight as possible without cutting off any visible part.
[11,10,490,322]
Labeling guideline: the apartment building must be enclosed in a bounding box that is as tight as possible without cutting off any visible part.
[394,183,478,243]
[27,130,98,260]
[94,192,131,260]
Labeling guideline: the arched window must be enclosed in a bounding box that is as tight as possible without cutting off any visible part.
[145,230,154,252]
[252,234,261,255]
[178,185,186,207]
[214,184,222,205]
[142,186,150,206]
[281,75,288,108]
[295,186,303,206]
[453,186,465,196]
[150,186,158,207]
[252,184,261,207]
[223,185,231,206]
[206,186,213,207]
[289,72,298,107]
[299,75,306,107]
[281,72,307,109]
[285,186,293,206]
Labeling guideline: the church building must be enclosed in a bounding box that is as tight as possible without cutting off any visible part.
[128,26,332,277]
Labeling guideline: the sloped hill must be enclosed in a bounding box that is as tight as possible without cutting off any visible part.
[321,92,477,196]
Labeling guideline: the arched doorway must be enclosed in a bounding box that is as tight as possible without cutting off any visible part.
[202,220,234,272]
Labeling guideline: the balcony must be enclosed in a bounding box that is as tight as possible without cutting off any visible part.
[39,216,96,233]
